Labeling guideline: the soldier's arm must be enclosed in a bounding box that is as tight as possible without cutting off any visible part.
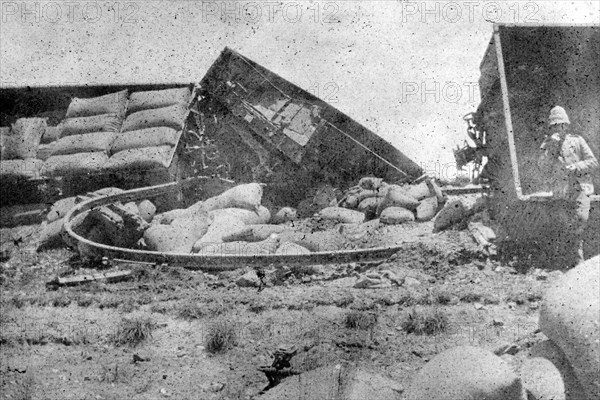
[572,137,599,173]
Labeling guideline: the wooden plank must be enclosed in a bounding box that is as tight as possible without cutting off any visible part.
[47,270,132,288]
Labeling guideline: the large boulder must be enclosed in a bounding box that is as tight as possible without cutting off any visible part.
[209,207,270,225]
[538,255,600,400]
[529,340,588,400]
[520,357,565,400]
[405,346,523,400]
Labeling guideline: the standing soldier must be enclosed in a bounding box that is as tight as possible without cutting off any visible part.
[538,106,598,266]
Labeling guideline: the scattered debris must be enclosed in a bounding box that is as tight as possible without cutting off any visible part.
[46,270,132,290]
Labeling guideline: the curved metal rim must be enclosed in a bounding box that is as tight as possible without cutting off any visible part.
[63,177,406,271]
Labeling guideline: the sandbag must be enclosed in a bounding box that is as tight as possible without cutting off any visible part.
[539,256,600,400]
[0,126,17,160]
[111,126,180,154]
[47,196,78,223]
[416,196,439,222]
[37,219,65,250]
[195,183,264,212]
[127,87,192,114]
[380,207,415,225]
[65,90,128,118]
[318,207,365,224]
[36,143,54,161]
[209,206,270,225]
[195,238,279,256]
[405,346,523,400]
[222,224,286,242]
[405,181,432,201]
[192,215,247,251]
[58,113,122,137]
[121,103,188,132]
[433,199,467,233]
[40,126,61,144]
[277,230,346,252]
[271,207,297,224]
[0,159,44,179]
[50,131,114,156]
[275,241,311,255]
[137,200,156,223]
[10,118,47,159]
[358,176,385,190]
[357,197,382,220]
[520,357,566,400]
[376,185,420,215]
[85,204,149,248]
[103,145,172,171]
[144,225,198,253]
[154,208,191,225]
[144,209,211,253]
[41,152,108,176]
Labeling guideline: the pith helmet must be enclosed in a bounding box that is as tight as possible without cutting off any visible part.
[548,106,570,126]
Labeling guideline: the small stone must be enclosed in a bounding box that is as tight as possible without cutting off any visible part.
[236,270,260,287]
[210,382,225,392]
[404,277,421,287]
[474,302,485,310]
[159,388,171,397]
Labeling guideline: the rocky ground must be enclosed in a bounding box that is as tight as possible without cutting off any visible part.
[0,214,561,400]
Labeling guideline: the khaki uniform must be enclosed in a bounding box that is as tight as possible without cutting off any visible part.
[538,133,598,263]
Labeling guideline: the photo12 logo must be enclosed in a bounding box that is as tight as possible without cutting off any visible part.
[400,1,541,24]
[200,1,341,24]
[400,81,479,104]
[0,1,140,24]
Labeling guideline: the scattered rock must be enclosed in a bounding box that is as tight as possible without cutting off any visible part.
[236,270,261,288]
[403,277,421,287]
[344,367,404,400]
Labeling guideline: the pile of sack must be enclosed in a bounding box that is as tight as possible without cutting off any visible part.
[337,176,446,225]
[405,256,600,400]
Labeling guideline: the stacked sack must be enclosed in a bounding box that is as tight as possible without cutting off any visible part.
[0,119,47,179]
[104,87,192,172]
[339,176,446,225]
[41,91,127,177]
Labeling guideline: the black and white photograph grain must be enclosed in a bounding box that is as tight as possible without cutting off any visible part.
[0,1,598,399]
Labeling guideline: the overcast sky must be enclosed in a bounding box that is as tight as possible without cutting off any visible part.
[1,1,598,177]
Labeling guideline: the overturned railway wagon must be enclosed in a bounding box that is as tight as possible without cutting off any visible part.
[0,47,422,214]
[470,24,600,261]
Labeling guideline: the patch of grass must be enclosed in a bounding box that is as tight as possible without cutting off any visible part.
[248,299,269,313]
[401,307,449,335]
[205,320,238,354]
[433,289,452,305]
[98,296,121,310]
[76,295,94,308]
[10,295,26,309]
[177,302,207,320]
[345,310,377,331]
[51,294,72,308]
[120,299,139,313]
[111,316,156,347]
[150,303,170,314]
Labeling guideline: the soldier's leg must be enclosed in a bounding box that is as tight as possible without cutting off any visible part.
[573,191,591,263]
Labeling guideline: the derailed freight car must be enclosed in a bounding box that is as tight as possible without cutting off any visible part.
[468,24,599,265]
